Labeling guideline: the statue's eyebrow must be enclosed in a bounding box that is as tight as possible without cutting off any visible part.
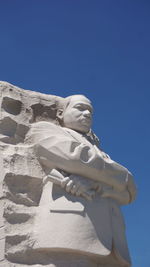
[73,103,93,113]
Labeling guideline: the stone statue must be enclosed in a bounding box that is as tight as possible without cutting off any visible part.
[0,82,136,267]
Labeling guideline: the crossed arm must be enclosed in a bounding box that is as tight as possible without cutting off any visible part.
[26,122,136,204]
[44,169,133,205]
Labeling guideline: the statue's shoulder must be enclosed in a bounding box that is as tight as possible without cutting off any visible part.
[30,121,58,131]
[25,121,69,144]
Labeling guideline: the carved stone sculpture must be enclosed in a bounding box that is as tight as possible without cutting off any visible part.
[0,82,136,267]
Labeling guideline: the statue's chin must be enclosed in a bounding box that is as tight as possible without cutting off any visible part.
[72,127,90,134]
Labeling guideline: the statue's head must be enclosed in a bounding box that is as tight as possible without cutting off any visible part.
[57,95,93,133]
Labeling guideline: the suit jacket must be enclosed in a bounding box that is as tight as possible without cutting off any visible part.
[25,121,134,266]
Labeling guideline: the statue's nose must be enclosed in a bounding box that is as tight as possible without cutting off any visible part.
[84,110,91,118]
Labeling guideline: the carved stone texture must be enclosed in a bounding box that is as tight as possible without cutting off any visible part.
[0,81,64,144]
[0,82,136,267]
[0,82,64,266]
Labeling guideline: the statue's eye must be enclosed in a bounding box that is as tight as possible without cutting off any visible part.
[78,106,84,111]
[74,105,84,111]
[74,104,93,113]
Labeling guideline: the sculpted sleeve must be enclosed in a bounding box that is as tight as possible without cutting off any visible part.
[25,121,136,199]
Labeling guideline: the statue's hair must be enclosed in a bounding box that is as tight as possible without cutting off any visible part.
[57,95,91,111]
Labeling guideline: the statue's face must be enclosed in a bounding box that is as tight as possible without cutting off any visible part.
[63,95,93,133]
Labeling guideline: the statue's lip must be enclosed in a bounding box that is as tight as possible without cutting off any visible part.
[81,117,92,124]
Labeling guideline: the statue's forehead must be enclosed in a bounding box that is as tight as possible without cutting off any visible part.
[68,95,92,107]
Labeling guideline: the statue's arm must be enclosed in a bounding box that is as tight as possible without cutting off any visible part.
[35,137,127,191]
[26,122,136,202]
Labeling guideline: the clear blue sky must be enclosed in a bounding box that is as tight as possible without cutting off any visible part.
[0,1,150,266]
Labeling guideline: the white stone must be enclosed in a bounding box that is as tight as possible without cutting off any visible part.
[0,81,136,267]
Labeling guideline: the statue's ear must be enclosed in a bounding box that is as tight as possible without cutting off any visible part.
[56,108,64,120]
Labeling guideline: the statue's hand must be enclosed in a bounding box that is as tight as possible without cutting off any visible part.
[61,175,101,201]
